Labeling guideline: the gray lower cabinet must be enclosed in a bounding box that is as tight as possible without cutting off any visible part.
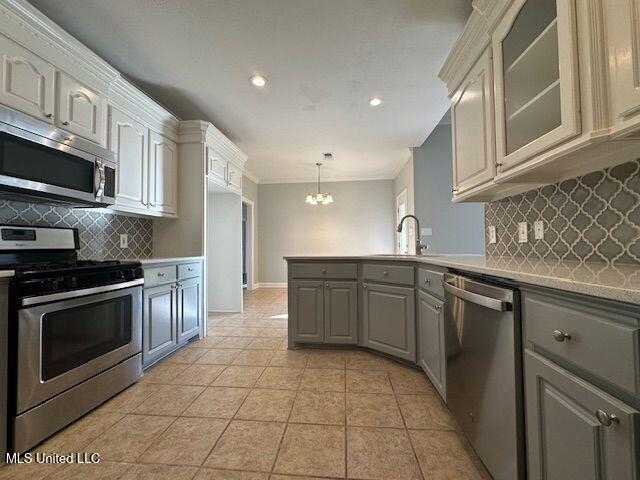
[417,290,445,400]
[290,279,357,344]
[525,350,639,480]
[177,276,201,342]
[324,281,357,344]
[143,283,178,366]
[290,280,324,343]
[361,282,416,361]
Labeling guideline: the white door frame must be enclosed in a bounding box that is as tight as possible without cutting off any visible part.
[241,196,256,291]
[396,189,409,254]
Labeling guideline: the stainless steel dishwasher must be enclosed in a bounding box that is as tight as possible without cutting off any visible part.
[443,273,524,480]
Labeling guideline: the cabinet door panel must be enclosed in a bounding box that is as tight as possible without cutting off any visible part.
[177,277,200,343]
[227,163,242,193]
[57,72,106,145]
[110,107,148,211]
[149,131,177,215]
[525,351,639,480]
[207,147,226,184]
[361,283,415,361]
[451,48,496,195]
[324,281,357,344]
[493,0,580,172]
[0,35,54,121]
[417,291,445,400]
[143,284,178,367]
[290,280,323,343]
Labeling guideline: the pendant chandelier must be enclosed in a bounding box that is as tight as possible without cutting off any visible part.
[306,162,333,205]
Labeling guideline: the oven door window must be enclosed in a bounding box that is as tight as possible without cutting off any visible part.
[41,296,132,381]
[0,132,94,193]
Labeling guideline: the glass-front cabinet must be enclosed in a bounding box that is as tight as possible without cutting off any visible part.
[492,0,581,174]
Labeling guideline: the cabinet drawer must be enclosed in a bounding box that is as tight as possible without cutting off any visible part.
[523,292,640,396]
[178,262,201,280]
[290,263,357,279]
[417,266,444,298]
[362,263,414,286]
[144,265,177,287]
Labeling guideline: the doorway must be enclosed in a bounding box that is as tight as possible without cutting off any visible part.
[396,189,409,254]
[242,197,255,291]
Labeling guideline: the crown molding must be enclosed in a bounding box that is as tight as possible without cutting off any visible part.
[179,120,247,168]
[242,169,260,184]
[390,152,414,179]
[259,174,396,185]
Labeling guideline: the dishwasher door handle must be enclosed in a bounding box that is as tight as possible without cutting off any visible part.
[444,282,511,311]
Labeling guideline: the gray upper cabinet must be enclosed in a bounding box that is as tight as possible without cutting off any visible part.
[324,281,357,344]
[417,290,446,400]
[143,283,178,366]
[290,279,324,343]
[525,350,639,480]
[361,282,416,361]
[177,276,201,343]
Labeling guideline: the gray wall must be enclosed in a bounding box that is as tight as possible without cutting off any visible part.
[394,156,415,253]
[413,124,485,254]
[258,180,395,284]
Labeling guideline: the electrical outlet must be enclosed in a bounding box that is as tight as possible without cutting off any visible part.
[488,226,497,244]
[518,222,528,243]
[421,227,433,236]
[534,220,544,240]
[119,233,128,249]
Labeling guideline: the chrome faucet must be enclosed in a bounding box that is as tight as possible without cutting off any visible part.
[396,214,425,255]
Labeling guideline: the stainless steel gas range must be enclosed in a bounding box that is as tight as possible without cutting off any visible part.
[0,225,143,452]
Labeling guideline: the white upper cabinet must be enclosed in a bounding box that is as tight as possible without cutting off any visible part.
[207,147,227,185]
[56,72,106,145]
[148,131,178,215]
[109,106,148,211]
[226,162,242,193]
[604,0,640,136]
[493,0,580,173]
[0,35,54,122]
[451,48,495,196]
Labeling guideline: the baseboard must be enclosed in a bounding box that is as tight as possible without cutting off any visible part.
[208,309,241,313]
[255,282,287,288]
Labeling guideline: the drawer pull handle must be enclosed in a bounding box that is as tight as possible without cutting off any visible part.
[188,267,194,271]
[596,410,619,427]
[424,277,431,285]
[62,120,70,126]
[552,330,571,342]
[157,272,166,277]
[44,113,52,118]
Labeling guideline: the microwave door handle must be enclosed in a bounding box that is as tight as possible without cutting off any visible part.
[94,157,105,200]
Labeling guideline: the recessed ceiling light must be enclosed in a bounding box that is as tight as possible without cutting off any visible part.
[369,97,382,106]
[250,75,267,87]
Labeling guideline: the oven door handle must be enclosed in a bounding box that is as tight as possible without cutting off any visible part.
[444,282,511,312]
[20,278,144,307]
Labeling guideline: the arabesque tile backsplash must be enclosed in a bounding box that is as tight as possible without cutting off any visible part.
[485,159,640,265]
[0,200,153,260]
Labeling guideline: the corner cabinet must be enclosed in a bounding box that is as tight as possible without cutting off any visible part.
[492,0,580,173]
[361,282,416,362]
[451,48,496,197]
[525,351,639,480]
[142,260,203,368]
[206,145,243,195]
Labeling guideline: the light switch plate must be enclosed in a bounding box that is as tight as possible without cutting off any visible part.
[421,227,433,236]
[518,222,528,243]
[488,226,496,244]
[533,220,544,240]
[119,233,128,249]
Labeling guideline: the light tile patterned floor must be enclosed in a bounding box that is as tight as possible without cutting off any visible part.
[0,288,491,480]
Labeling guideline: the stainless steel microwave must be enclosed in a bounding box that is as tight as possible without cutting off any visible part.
[0,105,116,207]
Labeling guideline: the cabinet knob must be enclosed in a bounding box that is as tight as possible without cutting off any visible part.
[322,269,327,274]
[188,267,194,271]
[424,277,431,285]
[383,271,388,276]
[62,120,70,126]
[157,272,165,277]
[552,330,571,342]
[363,285,368,290]
[596,409,619,427]
[325,283,329,287]
[44,113,52,118]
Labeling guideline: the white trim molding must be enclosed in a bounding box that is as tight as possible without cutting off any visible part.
[178,119,247,168]
[255,283,287,288]
[259,174,396,185]
[243,169,260,184]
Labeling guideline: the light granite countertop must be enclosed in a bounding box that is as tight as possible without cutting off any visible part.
[0,270,14,278]
[131,256,204,265]
[284,254,640,305]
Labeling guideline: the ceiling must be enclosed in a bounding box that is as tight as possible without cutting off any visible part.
[29,0,470,182]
